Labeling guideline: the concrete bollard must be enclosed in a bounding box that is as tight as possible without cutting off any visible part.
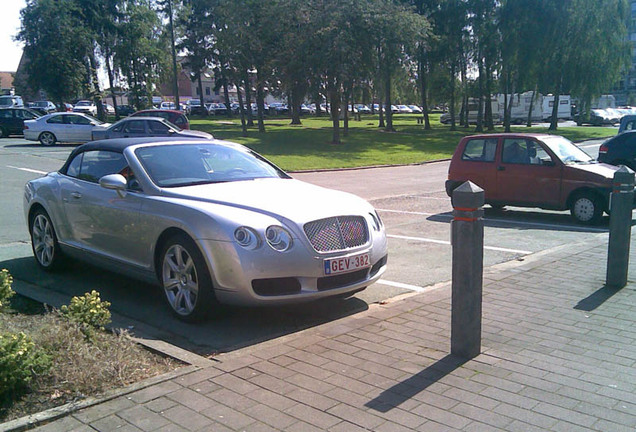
[450,181,485,359]
[606,166,635,288]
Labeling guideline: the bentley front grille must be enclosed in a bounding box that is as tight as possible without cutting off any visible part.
[304,216,369,252]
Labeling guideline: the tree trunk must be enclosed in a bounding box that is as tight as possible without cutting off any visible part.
[418,53,431,130]
[223,80,231,116]
[256,71,266,133]
[197,75,206,116]
[527,87,537,127]
[314,90,323,117]
[290,85,302,125]
[449,64,456,131]
[378,98,385,128]
[104,50,119,120]
[384,65,394,132]
[243,71,254,127]
[475,55,484,133]
[484,58,493,131]
[343,84,350,136]
[88,53,106,121]
[168,0,180,108]
[236,82,247,136]
[329,86,341,144]
[549,76,562,131]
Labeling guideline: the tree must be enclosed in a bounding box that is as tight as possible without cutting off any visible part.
[113,1,169,110]
[17,0,93,107]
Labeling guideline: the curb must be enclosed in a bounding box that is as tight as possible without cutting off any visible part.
[0,365,199,432]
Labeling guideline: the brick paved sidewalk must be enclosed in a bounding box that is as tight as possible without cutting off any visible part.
[10,233,636,431]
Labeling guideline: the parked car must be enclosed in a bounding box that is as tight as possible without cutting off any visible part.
[618,115,636,134]
[131,109,190,130]
[61,103,74,112]
[185,99,206,115]
[91,117,211,141]
[116,104,135,117]
[160,101,177,110]
[23,138,388,321]
[354,104,371,114]
[30,101,58,115]
[397,105,413,114]
[408,105,423,114]
[446,133,625,224]
[23,112,108,146]
[0,95,24,108]
[104,103,116,115]
[0,107,41,138]
[598,131,636,171]
[73,100,97,116]
[269,103,289,114]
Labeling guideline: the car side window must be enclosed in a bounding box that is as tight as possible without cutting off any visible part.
[123,120,146,134]
[47,115,64,124]
[149,120,170,134]
[0,110,11,118]
[174,116,186,127]
[66,154,83,178]
[626,121,636,131]
[76,151,128,183]
[502,139,531,164]
[73,116,92,125]
[461,139,497,162]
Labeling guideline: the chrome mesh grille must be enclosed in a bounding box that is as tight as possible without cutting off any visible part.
[304,216,368,252]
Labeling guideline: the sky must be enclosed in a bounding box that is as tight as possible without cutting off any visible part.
[0,0,26,72]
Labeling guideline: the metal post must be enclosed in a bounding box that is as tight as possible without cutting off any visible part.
[606,166,635,288]
[451,181,485,359]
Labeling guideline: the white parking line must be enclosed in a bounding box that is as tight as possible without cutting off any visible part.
[7,165,47,175]
[377,208,608,233]
[387,234,532,255]
[376,279,432,293]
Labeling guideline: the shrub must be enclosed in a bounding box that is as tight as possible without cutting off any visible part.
[0,332,51,401]
[0,269,14,311]
[60,291,111,339]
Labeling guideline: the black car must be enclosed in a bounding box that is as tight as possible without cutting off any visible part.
[115,104,136,117]
[598,131,636,170]
[0,107,41,138]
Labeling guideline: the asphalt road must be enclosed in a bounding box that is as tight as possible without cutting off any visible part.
[0,136,614,356]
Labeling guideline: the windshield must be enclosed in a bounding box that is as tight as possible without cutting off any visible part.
[541,136,594,164]
[76,101,91,107]
[135,143,289,187]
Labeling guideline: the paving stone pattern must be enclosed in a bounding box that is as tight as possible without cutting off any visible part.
[28,233,636,431]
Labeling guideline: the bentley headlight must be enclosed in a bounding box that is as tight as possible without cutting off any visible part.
[265,226,293,252]
[234,226,260,250]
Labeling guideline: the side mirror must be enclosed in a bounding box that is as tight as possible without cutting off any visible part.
[99,174,127,198]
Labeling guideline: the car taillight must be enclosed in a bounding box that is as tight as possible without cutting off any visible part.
[598,143,608,154]
[23,124,28,130]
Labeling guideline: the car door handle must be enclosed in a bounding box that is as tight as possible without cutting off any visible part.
[497,166,506,171]
[71,192,82,199]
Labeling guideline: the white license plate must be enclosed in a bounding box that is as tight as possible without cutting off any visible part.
[324,253,371,275]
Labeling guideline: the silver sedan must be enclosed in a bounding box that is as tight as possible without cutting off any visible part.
[24,138,388,321]
[23,112,108,146]
[92,117,211,141]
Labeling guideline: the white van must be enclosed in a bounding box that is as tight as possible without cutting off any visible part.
[542,95,571,121]
[0,95,24,108]
[497,92,543,124]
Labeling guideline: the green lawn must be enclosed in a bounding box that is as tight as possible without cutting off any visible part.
[189,114,616,172]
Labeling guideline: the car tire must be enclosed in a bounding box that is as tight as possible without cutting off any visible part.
[39,131,57,146]
[570,193,603,225]
[159,234,218,322]
[30,209,64,271]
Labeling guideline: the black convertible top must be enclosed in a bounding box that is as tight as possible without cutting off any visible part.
[59,137,214,174]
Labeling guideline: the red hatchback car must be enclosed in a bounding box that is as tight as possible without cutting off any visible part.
[131,109,190,130]
[446,133,622,224]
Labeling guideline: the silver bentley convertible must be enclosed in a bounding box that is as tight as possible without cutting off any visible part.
[24,138,388,321]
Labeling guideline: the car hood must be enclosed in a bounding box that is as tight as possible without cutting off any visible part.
[564,161,618,180]
[160,178,372,223]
